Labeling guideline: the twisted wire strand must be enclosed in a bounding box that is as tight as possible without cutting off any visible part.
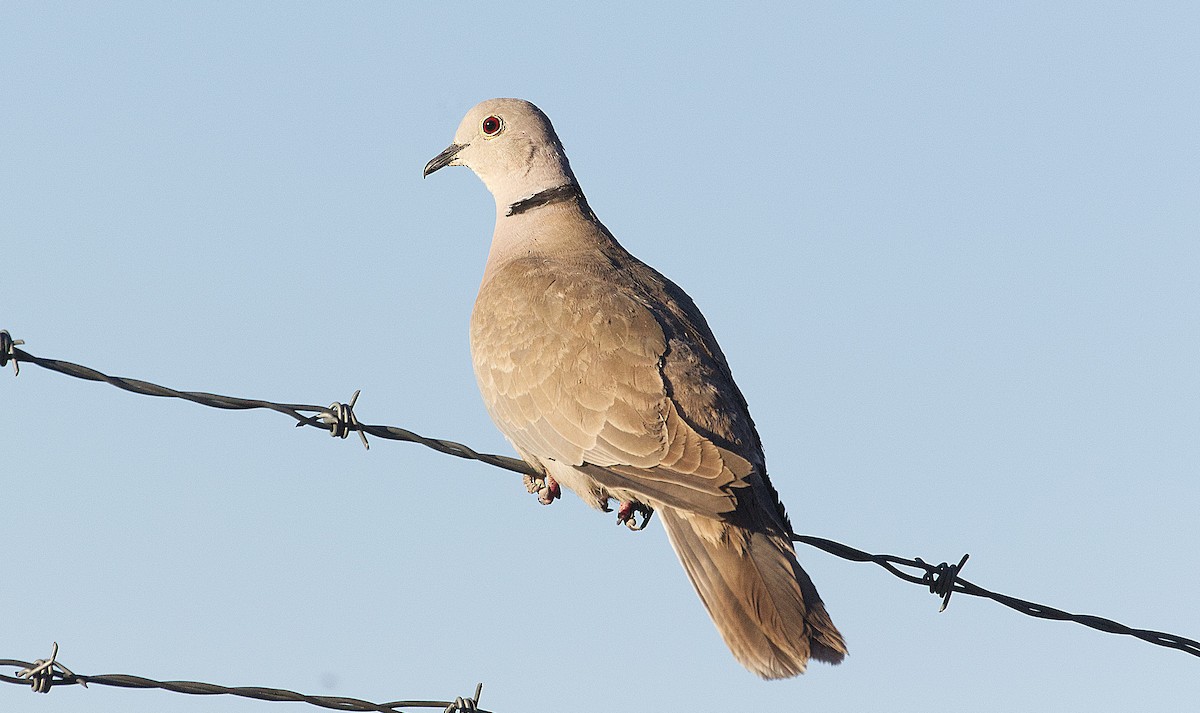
[0,652,488,713]
[6,335,1199,661]
[792,535,1200,658]
[9,344,534,476]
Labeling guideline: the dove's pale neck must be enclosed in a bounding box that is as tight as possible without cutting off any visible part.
[480,190,610,287]
[473,145,578,219]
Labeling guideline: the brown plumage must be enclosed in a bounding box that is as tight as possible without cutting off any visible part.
[425,98,847,678]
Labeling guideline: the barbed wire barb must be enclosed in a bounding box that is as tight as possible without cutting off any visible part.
[441,683,483,713]
[0,330,24,376]
[6,331,1200,664]
[297,388,371,450]
[920,553,970,612]
[15,642,83,693]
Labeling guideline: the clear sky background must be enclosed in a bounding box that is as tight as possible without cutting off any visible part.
[4,2,1198,711]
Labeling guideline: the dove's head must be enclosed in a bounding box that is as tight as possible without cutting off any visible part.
[424,98,578,210]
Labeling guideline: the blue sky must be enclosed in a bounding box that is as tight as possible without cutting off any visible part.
[4,2,1198,711]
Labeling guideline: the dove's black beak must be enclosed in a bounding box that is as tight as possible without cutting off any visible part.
[423,143,465,177]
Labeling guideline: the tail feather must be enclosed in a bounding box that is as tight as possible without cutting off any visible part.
[659,506,847,679]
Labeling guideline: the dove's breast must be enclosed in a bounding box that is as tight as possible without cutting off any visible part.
[470,255,671,473]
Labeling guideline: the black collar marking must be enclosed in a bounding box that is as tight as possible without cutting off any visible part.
[506,183,585,217]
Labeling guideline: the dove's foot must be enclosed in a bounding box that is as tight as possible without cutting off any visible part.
[523,472,561,505]
[617,500,654,531]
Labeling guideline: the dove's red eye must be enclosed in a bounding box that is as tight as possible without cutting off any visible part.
[481,116,503,136]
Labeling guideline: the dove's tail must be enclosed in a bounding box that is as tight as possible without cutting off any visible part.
[658,506,847,679]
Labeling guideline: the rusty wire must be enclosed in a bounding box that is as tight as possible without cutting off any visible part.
[5,332,1199,663]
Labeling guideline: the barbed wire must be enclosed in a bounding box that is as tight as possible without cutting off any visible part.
[4,330,1199,663]
[0,330,535,476]
[0,642,489,712]
[790,536,1200,657]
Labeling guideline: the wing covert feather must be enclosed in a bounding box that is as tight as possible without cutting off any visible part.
[471,257,750,514]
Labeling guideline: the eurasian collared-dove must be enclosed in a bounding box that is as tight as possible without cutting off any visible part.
[424,98,846,679]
